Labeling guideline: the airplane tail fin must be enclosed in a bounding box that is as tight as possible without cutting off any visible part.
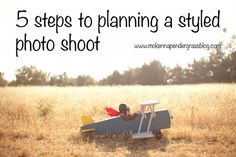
[81,115,95,125]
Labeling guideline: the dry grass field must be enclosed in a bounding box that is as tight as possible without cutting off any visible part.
[0,84,235,157]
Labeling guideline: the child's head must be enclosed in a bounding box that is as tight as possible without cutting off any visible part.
[119,103,130,115]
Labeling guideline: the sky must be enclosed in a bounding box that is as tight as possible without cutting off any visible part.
[0,0,235,80]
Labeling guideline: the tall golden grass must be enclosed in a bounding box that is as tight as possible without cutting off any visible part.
[0,84,235,157]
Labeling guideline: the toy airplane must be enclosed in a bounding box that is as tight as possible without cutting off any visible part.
[80,100,172,139]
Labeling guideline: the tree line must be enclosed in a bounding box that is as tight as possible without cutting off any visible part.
[100,48,236,85]
[0,68,96,87]
[1,47,236,87]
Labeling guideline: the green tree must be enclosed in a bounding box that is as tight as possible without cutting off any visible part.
[187,58,212,83]
[231,51,236,81]
[108,70,121,85]
[138,61,167,85]
[77,75,95,86]
[208,47,231,82]
[0,72,7,87]
[168,65,188,84]
[15,66,47,86]
[49,72,72,86]
[120,68,140,85]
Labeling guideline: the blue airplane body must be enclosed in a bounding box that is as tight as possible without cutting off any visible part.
[80,109,171,136]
